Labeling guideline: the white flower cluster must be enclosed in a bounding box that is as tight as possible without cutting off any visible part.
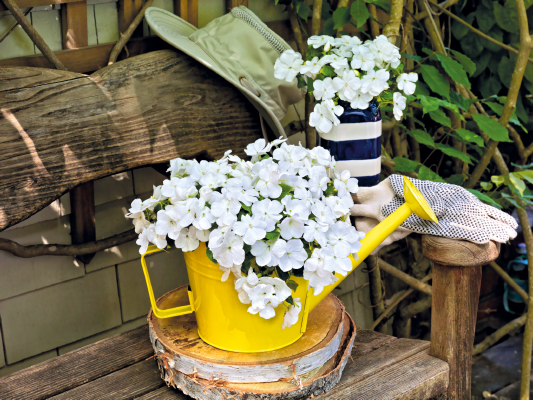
[274,35,418,134]
[126,138,363,329]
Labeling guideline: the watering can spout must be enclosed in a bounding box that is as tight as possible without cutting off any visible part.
[304,176,438,315]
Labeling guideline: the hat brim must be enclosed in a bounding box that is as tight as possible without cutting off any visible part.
[146,8,287,140]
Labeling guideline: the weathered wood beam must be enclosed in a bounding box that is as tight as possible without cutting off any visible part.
[0,0,82,12]
[0,49,263,232]
[422,235,500,400]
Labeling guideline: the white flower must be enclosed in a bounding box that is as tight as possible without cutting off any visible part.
[274,49,303,82]
[308,35,335,48]
[311,201,336,226]
[351,46,375,71]
[367,35,395,67]
[193,201,216,231]
[313,78,336,101]
[393,92,407,121]
[282,197,310,220]
[321,244,353,276]
[304,249,338,295]
[334,170,359,195]
[126,199,152,233]
[208,226,231,249]
[247,283,277,315]
[324,40,332,52]
[361,69,390,96]
[309,102,334,134]
[350,90,373,110]
[211,197,241,226]
[136,228,150,255]
[212,233,245,268]
[175,198,199,228]
[300,57,323,77]
[251,240,273,266]
[312,146,332,166]
[244,138,272,158]
[327,54,348,70]
[252,199,283,232]
[278,239,308,272]
[397,73,418,96]
[233,215,267,245]
[256,165,283,198]
[156,208,182,239]
[279,215,305,240]
[199,173,222,190]
[325,196,352,218]
[196,228,210,242]
[334,35,361,48]
[294,187,314,208]
[260,277,292,305]
[323,99,343,125]
[175,226,200,252]
[308,172,330,195]
[282,298,302,329]
[332,70,361,102]
[147,225,167,249]
[303,220,328,247]
[327,221,362,254]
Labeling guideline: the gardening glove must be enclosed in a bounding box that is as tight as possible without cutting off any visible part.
[350,174,518,254]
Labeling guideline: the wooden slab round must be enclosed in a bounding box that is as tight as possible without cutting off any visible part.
[148,286,353,386]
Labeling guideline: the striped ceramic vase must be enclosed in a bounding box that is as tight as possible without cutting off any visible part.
[318,100,381,187]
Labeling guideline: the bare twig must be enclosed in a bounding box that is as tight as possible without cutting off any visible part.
[288,5,305,56]
[399,296,432,319]
[0,7,32,45]
[108,0,154,65]
[371,272,432,330]
[367,255,387,333]
[490,261,529,303]
[382,0,404,44]
[414,0,459,21]
[473,313,527,356]
[367,4,381,39]
[0,229,137,258]
[378,258,433,295]
[1,0,66,70]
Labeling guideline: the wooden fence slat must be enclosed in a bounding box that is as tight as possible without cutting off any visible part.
[0,0,82,13]
[0,326,153,400]
[118,0,142,36]
[61,0,88,49]
[174,0,197,27]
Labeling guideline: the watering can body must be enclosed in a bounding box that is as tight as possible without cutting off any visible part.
[141,176,437,353]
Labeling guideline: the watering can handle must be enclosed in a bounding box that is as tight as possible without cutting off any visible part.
[141,245,195,319]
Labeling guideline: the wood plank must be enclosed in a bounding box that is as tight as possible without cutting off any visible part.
[0,49,262,231]
[136,386,186,399]
[0,66,83,91]
[316,349,449,400]
[175,0,197,27]
[49,358,164,399]
[118,0,142,37]
[0,36,172,73]
[61,0,88,49]
[0,325,154,400]
[0,0,82,12]
[351,328,397,357]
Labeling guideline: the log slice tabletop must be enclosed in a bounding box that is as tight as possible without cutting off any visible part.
[148,286,351,386]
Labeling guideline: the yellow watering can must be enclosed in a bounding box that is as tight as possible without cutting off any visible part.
[141,176,437,353]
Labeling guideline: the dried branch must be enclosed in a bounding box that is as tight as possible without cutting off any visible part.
[367,255,387,333]
[378,258,432,295]
[0,229,137,258]
[383,0,404,44]
[367,4,381,39]
[399,296,432,319]
[108,0,154,65]
[473,313,527,356]
[371,272,432,330]
[288,5,306,56]
[433,2,533,65]
[312,0,323,36]
[414,0,459,21]
[0,7,32,45]
[1,0,66,70]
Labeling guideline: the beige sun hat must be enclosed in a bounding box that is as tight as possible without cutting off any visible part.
[145,6,305,139]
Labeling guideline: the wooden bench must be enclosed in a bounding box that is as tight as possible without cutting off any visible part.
[0,49,500,399]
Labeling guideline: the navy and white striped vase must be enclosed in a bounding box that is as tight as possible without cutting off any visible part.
[319,100,381,187]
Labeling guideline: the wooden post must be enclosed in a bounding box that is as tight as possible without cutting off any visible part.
[118,0,143,37]
[226,0,248,10]
[174,0,198,27]
[422,235,500,400]
[61,1,88,49]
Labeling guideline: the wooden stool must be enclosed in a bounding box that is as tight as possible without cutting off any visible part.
[148,286,356,399]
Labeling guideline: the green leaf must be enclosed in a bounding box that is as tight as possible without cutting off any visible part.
[429,109,452,127]
[509,174,527,196]
[285,295,295,306]
[351,1,370,28]
[450,49,476,76]
[362,0,391,13]
[321,65,335,77]
[297,75,306,89]
[307,77,314,93]
[321,17,336,36]
[266,230,281,240]
[407,129,435,147]
[516,95,529,125]
[497,57,513,88]
[206,248,218,264]
[417,95,440,114]
[401,53,422,63]
[466,189,502,209]
[241,203,252,212]
[418,166,446,182]
[483,101,525,131]
[435,53,471,90]
[446,174,465,185]
[472,52,492,78]
[482,27,504,52]
[333,6,351,29]
[449,92,476,112]
[491,175,506,187]
[480,181,493,190]
[455,128,485,147]
[295,1,309,20]
[460,33,484,58]
[392,157,422,172]
[420,65,450,100]
[437,143,472,164]
[480,75,502,99]
[414,81,430,97]
[494,0,520,33]
[286,279,299,292]
[452,12,475,40]
[475,4,495,31]
[321,0,333,19]
[472,114,512,142]
[280,183,293,192]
